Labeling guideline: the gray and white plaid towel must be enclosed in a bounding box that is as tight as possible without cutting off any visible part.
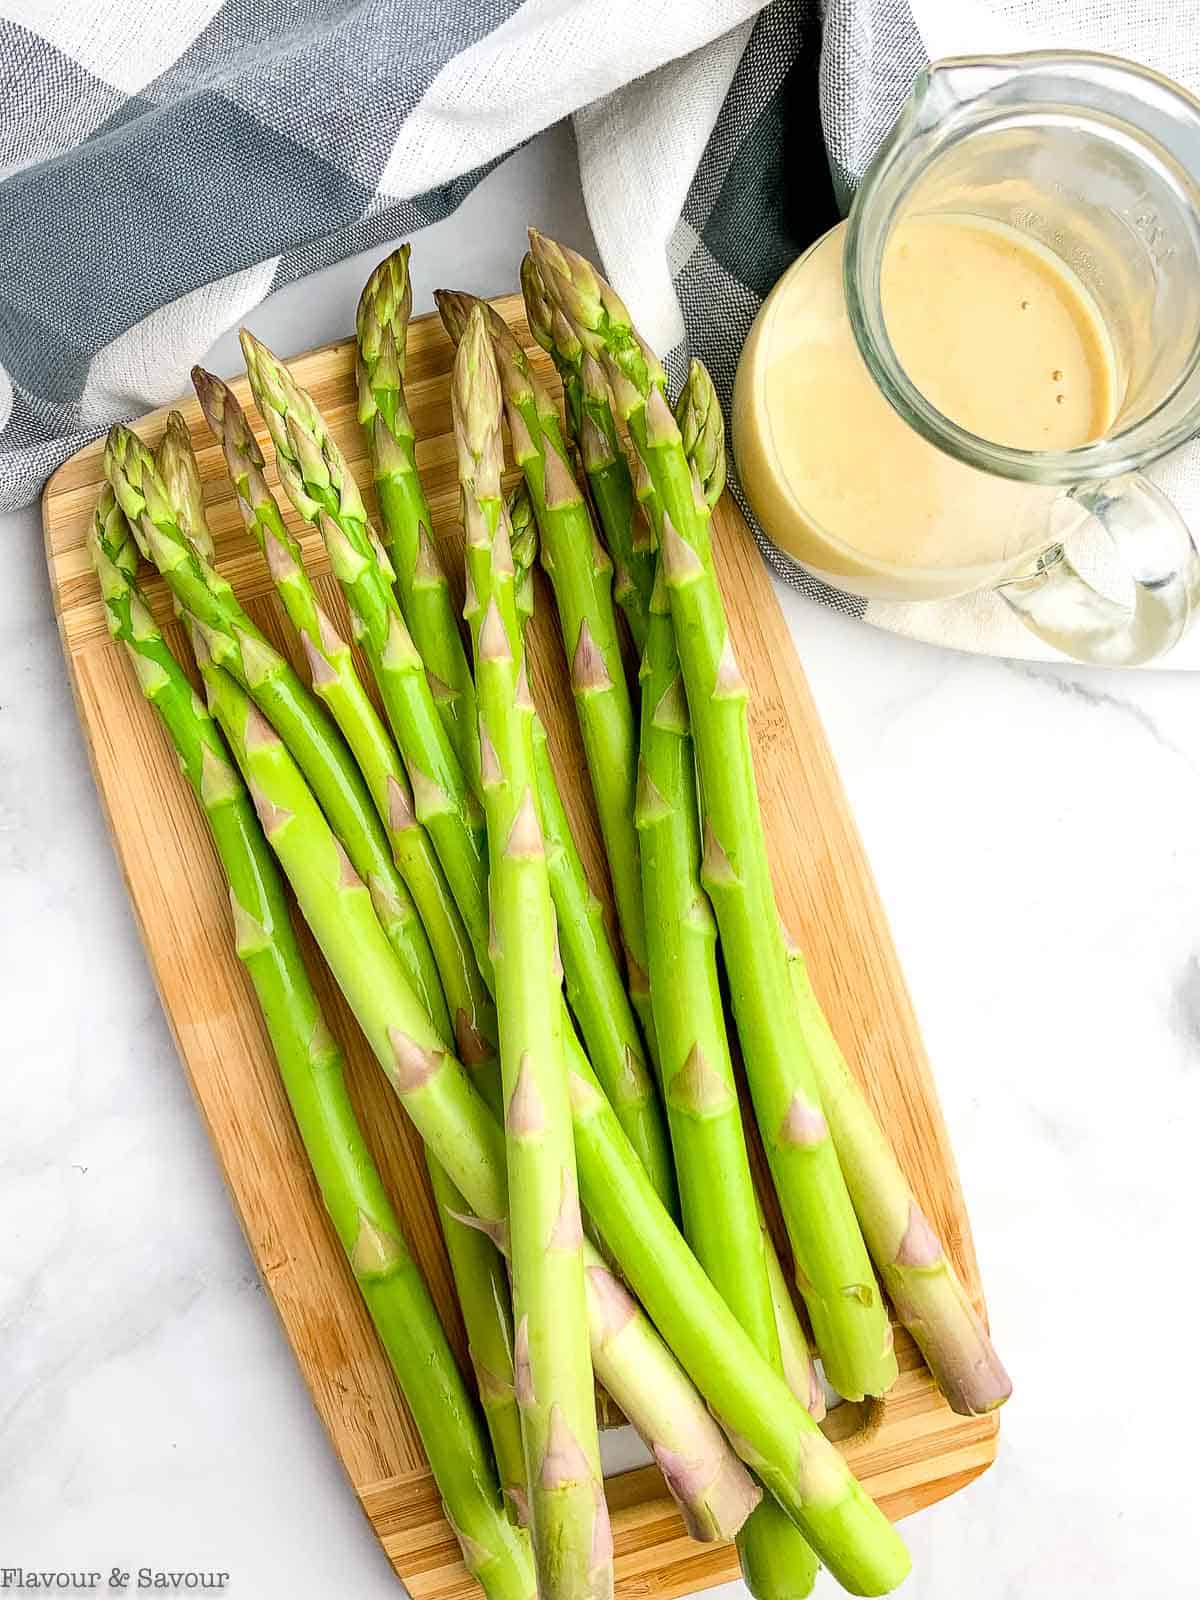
[3,0,1198,664]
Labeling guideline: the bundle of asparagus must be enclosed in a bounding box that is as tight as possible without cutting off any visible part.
[87,485,533,1600]
[526,231,1011,1423]
[90,228,1009,1600]
[106,413,758,1552]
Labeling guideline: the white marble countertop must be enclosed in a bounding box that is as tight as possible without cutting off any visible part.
[3,124,1198,1598]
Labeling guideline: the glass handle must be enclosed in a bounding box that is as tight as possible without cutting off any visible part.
[996,473,1200,665]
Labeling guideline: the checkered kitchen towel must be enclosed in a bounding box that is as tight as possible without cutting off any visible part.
[3,0,1199,662]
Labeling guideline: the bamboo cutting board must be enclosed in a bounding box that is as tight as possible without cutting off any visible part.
[43,297,999,1600]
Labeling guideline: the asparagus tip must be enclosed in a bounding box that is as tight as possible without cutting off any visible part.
[520,252,554,351]
[162,409,189,446]
[529,230,632,343]
[155,409,212,558]
[357,244,413,356]
[433,287,457,336]
[435,287,481,348]
[450,303,504,487]
[191,364,225,427]
[676,359,726,506]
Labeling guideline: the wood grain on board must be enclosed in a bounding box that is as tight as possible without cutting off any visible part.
[43,296,998,1599]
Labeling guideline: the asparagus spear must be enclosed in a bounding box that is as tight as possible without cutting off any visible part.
[531,714,673,1203]
[634,358,823,1398]
[87,488,534,1600]
[190,367,498,1083]
[509,483,675,1210]
[521,254,654,651]
[761,1212,827,1423]
[637,555,820,1599]
[787,952,1012,1416]
[455,306,610,1600]
[197,645,758,1549]
[103,424,444,1029]
[189,369,525,1498]
[253,326,676,1214]
[443,294,679,1229]
[356,248,483,798]
[435,291,655,1065]
[540,338,825,1432]
[529,235,898,1404]
[239,328,493,970]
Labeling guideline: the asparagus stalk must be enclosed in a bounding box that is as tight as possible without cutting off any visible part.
[435,291,655,1064]
[529,235,898,1404]
[191,367,498,1081]
[531,714,673,1204]
[356,248,483,798]
[787,952,1012,1416]
[455,306,610,1600]
[255,325,676,1215]
[432,1164,529,1521]
[509,484,675,1210]
[521,254,654,651]
[636,557,819,1599]
[634,354,824,1414]
[103,424,443,1028]
[574,362,824,1426]
[198,647,758,1549]
[87,489,534,1600]
[762,1212,827,1423]
[189,369,524,1497]
[240,328,492,970]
